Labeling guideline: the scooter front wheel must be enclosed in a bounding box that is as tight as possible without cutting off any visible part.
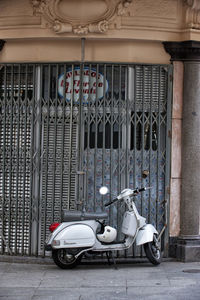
[144,234,161,265]
[52,249,82,269]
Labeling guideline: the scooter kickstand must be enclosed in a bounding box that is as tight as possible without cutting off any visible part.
[106,251,118,270]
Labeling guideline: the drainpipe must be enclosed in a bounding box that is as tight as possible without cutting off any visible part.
[77,38,86,211]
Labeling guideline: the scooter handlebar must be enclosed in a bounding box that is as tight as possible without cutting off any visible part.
[137,187,146,193]
[104,187,151,207]
[104,198,118,207]
[133,186,151,194]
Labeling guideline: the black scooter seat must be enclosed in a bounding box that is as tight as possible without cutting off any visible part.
[62,210,108,222]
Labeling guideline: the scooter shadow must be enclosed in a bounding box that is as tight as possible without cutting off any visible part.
[75,259,157,270]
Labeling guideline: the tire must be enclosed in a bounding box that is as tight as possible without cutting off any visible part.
[144,234,161,265]
[52,249,82,269]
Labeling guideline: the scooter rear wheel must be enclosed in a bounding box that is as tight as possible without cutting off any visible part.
[144,234,161,265]
[52,249,82,269]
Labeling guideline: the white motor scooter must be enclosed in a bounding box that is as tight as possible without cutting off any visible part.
[45,186,161,269]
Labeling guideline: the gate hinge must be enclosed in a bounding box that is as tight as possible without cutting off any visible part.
[169,74,173,82]
[168,130,172,139]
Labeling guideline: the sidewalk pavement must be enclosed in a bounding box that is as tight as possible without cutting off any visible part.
[0,258,200,300]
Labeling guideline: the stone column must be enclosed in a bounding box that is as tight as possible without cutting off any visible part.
[163,41,200,262]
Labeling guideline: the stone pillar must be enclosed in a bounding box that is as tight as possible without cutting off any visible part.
[163,41,200,262]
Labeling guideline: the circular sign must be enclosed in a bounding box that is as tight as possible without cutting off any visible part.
[58,67,108,103]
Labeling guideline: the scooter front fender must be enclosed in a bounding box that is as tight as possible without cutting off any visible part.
[136,224,158,246]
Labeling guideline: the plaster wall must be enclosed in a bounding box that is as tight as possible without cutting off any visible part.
[0,39,170,64]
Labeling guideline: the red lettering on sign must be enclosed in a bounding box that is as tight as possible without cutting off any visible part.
[74,80,80,87]
[90,88,96,94]
[74,70,79,76]
[66,72,72,79]
[59,68,107,100]
[83,89,89,94]
[66,87,71,93]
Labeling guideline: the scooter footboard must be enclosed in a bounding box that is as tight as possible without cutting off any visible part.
[136,224,158,246]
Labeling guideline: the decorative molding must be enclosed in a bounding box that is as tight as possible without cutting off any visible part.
[0,40,5,52]
[184,0,200,29]
[31,0,133,35]
[163,40,200,61]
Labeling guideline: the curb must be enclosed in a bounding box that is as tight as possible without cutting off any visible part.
[0,254,176,265]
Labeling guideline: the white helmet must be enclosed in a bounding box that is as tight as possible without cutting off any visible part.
[97,226,117,243]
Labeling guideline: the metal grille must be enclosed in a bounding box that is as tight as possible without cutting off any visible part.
[0,65,34,255]
[0,63,172,257]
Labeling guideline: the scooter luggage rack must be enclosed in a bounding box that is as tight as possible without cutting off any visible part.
[61,210,108,222]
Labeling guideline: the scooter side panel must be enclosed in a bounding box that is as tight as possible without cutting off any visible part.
[51,223,96,249]
[136,224,158,246]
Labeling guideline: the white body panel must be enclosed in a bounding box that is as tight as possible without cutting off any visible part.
[121,211,138,237]
[136,224,158,246]
[138,216,146,228]
[55,224,95,248]
[49,220,98,249]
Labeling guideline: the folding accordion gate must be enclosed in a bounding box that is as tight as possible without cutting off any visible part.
[0,63,172,257]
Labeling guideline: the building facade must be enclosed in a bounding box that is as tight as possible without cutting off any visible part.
[0,0,200,261]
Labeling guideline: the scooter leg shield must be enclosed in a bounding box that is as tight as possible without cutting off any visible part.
[136,224,158,246]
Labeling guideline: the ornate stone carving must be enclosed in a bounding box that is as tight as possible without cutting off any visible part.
[184,0,200,29]
[31,0,133,35]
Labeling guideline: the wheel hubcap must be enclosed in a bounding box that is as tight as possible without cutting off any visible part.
[152,236,161,259]
[64,253,74,262]
[59,250,75,264]
[152,244,160,259]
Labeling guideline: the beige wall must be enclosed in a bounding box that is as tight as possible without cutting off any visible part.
[0,39,170,64]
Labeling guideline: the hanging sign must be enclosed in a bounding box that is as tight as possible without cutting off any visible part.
[58,67,108,103]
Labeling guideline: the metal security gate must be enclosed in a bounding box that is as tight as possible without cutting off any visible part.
[0,63,172,257]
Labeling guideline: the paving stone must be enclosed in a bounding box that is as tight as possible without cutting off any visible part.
[0,260,199,300]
